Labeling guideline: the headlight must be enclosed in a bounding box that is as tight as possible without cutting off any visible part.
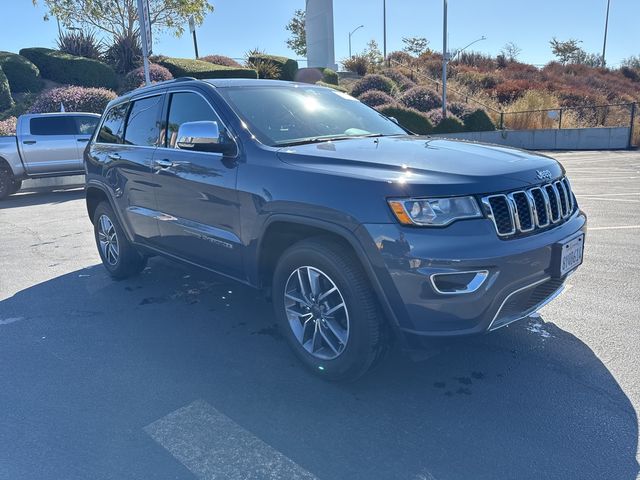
[388,196,482,226]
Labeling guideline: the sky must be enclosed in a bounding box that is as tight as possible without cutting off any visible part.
[1,0,639,68]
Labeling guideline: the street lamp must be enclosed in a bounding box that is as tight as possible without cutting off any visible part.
[451,36,487,61]
[349,24,364,58]
[602,0,611,66]
[442,0,448,116]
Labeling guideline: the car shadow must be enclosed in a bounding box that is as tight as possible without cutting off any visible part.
[0,259,638,480]
[0,186,84,209]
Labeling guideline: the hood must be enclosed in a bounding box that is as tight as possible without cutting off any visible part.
[276,136,564,196]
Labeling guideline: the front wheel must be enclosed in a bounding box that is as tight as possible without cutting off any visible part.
[272,238,388,382]
[8,179,22,195]
[93,202,147,279]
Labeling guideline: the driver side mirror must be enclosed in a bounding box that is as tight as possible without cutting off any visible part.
[176,121,236,155]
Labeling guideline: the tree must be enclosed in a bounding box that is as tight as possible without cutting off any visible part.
[621,55,640,69]
[402,37,429,57]
[549,37,583,65]
[363,39,383,68]
[285,9,306,56]
[33,0,214,39]
[500,41,521,61]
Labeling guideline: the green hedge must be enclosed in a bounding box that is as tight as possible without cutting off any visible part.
[433,116,466,134]
[0,52,43,93]
[462,109,496,132]
[376,104,432,135]
[248,54,298,81]
[0,67,14,111]
[156,57,257,79]
[316,67,338,85]
[19,48,117,89]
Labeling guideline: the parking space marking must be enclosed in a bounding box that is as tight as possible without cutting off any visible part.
[145,400,318,480]
[587,225,640,231]
[577,193,640,197]
[576,197,640,203]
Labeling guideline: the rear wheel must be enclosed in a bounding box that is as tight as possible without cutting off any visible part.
[93,202,147,279]
[272,238,388,382]
[0,167,13,200]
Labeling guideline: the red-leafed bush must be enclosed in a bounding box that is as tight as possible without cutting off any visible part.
[359,90,396,107]
[494,80,532,104]
[29,86,116,114]
[380,68,415,91]
[387,50,414,67]
[200,55,242,67]
[122,63,173,92]
[350,74,396,97]
[400,86,440,112]
[0,116,16,136]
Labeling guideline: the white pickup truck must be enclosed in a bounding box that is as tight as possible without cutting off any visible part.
[0,112,100,199]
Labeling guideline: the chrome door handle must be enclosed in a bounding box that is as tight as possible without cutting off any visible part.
[77,138,90,142]
[107,153,121,161]
[22,140,37,145]
[155,159,174,169]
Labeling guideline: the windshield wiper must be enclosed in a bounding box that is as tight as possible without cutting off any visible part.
[276,133,388,148]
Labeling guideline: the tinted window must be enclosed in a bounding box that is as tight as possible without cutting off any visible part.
[124,95,163,146]
[97,103,129,144]
[219,86,405,146]
[30,116,77,136]
[166,92,221,148]
[75,116,100,135]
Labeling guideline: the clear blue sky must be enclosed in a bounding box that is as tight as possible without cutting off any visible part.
[3,0,639,67]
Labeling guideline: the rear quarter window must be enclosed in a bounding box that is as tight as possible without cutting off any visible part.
[97,103,129,144]
[29,116,77,136]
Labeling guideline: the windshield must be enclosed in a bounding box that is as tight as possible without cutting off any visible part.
[218,85,407,147]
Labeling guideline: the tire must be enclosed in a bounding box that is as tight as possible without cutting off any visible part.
[272,237,388,382]
[93,201,147,279]
[0,167,13,200]
[8,179,22,195]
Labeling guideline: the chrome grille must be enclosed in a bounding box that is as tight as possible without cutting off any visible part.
[483,177,576,238]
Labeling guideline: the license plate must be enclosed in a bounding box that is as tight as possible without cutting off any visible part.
[559,234,584,276]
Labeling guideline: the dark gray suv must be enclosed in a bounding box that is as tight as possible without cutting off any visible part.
[85,78,586,381]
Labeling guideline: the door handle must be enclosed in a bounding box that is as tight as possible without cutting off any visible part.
[107,153,121,161]
[77,138,90,142]
[22,140,37,145]
[154,159,175,169]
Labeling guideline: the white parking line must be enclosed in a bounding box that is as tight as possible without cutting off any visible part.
[588,225,640,231]
[145,400,318,480]
[577,193,640,197]
[576,197,640,203]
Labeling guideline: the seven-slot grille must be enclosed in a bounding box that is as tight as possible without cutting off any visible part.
[482,177,575,237]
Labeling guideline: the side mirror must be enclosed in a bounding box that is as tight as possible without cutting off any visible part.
[176,121,235,155]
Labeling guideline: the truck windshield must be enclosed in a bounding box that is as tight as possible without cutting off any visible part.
[219,85,407,147]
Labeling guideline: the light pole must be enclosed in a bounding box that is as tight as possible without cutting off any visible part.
[383,0,387,64]
[442,0,448,116]
[349,24,364,58]
[602,0,611,67]
[451,36,487,61]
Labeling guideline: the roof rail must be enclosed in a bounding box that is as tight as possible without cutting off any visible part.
[173,77,197,82]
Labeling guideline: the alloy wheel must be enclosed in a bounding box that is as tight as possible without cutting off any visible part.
[97,214,119,266]
[284,266,350,360]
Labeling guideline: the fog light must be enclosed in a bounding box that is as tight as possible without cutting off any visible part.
[430,270,489,295]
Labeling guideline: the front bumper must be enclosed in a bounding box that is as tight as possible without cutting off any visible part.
[360,210,586,339]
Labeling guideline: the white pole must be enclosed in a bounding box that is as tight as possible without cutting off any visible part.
[442,0,448,116]
[137,0,151,85]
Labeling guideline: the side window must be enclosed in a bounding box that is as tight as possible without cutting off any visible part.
[75,116,100,136]
[97,103,129,144]
[166,92,222,148]
[29,116,76,136]
[124,95,163,146]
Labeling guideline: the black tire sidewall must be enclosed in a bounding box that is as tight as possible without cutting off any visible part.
[93,202,143,278]
[0,168,12,200]
[273,243,379,381]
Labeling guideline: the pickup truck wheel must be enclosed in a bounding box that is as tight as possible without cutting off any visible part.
[93,202,147,279]
[9,179,22,195]
[0,167,13,200]
[272,238,387,382]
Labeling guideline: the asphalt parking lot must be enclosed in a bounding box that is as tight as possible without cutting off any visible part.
[1,150,639,480]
